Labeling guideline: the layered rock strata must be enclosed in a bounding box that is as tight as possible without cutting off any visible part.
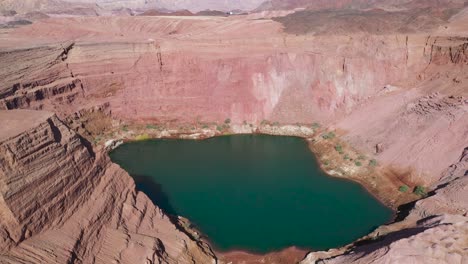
[0,110,215,263]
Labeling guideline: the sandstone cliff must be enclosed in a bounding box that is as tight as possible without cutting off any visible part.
[0,110,215,263]
[0,4,467,264]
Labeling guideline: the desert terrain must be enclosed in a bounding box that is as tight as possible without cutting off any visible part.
[0,0,467,263]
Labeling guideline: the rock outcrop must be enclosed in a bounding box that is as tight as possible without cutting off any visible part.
[0,3,467,264]
[0,110,215,263]
[302,147,468,264]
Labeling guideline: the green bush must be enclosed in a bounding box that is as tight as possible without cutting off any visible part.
[202,124,209,129]
[135,134,150,141]
[224,118,231,124]
[335,144,343,153]
[311,122,321,129]
[413,186,427,197]
[216,125,223,131]
[369,159,378,167]
[399,185,409,193]
[322,132,335,139]
[355,161,362,166]
[323,160,330,166]
[343,154,350,160]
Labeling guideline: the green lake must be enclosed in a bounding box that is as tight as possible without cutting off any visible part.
[109,135,393,253]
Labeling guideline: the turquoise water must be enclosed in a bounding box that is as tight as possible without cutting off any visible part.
[109,135,392,253]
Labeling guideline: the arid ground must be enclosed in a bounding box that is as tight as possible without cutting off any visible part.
[0,0,467,263]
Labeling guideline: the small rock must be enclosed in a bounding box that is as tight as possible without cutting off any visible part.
[375,143,384,154]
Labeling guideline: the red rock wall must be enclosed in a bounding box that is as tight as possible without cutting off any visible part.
[0,110,216,263]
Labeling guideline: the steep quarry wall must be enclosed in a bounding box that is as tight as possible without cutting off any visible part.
[1,16,466,186]
[0,10,467,264]
[0,110,215,263]
[1,17,429,124]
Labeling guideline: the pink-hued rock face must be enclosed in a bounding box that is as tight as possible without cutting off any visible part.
[0,3,467,264]
[0,110,216,263]
[0,16,422,124]
[0,0,265,14]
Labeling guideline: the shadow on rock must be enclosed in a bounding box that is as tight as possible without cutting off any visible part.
[132,174,178,216]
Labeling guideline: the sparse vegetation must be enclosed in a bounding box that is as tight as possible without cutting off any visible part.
[335,144,343,154]
[355,161,362,166]
[135,134,150,141]
[224,118,231,124]
[343,154,350,160]
[273,122,280,126]
[311,122,321,129]
[413,186,427,197]
[322,131,336,139]
[261,120,269,125]
[94,136,102,144]
[399,185,409,193]
[358,154,366,160]
[216,125,223,132]
[369,159,378,167]
[323,160,330,166]
[122,125,129,132]
[202,124,209,129]
[146,124,158,130]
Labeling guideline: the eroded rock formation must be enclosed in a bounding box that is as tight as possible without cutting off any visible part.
[0,2,467,264]
[0,110,215,263]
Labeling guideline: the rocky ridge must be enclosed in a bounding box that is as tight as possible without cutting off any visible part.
[0,110,215,263]
[0,3,467,264]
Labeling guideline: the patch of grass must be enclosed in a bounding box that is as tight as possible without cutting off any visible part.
[369,159,378,167]
[224,118,231,124]
[413,186,427,197]
[399,185,409,193]
[355,161,362,167]
[335,144,343,153]
[322,131,336,139]
[135,134,150,141]
[311,122,321,129]
[146,124,158,130]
